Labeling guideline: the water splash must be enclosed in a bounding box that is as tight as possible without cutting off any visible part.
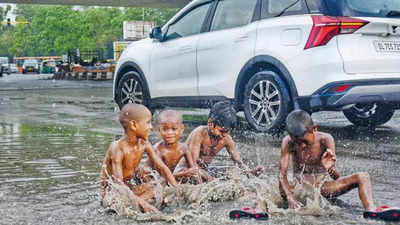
[100,167,339,223]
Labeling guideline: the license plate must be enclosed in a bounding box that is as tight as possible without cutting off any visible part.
[374,40,400,53]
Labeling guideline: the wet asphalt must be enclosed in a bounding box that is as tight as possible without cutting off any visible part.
[0,74,400,225]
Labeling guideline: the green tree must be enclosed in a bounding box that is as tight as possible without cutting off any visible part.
[2,5,179,58]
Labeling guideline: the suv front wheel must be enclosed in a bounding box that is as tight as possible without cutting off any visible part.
[343,103,394,127]
[115,71,150,109]
[243,71,291,133]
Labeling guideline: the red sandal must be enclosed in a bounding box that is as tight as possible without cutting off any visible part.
[229,207,269,220]
[364,205,400,222]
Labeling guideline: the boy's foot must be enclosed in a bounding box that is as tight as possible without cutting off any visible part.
[229,207,268,220]
[363,205,400,221]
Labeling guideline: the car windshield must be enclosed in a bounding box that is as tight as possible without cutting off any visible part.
[25,60,38,64]
[326,0,400,17]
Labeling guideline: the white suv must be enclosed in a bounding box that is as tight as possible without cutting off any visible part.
[114,0,400,132]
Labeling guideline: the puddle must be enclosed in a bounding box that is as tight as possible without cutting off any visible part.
[0,121,399,225]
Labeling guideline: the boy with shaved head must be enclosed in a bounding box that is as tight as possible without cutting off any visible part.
[143,110,201,183]
[100,103,179,213]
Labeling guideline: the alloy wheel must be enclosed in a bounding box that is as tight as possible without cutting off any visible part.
[120,78,143,105]
[352,103,377,118]
[248,80,281,127]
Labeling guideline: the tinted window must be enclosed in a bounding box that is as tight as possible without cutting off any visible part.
[346,0,400,17]
[325,0,400,17]
[165,3,211,41]
[210,0,258,31]
[269,0,302,14]
[305,0,329,14]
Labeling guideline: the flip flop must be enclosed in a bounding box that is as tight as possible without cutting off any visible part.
[229,207,269,220]
[363,205,400,221]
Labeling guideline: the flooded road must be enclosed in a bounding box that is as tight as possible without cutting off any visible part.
[1,78,400,224]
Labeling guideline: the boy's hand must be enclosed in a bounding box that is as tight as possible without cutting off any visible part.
[288,196,303,209]
[321,148,336,171]
[250,165,264,176]
[186,168,200,176]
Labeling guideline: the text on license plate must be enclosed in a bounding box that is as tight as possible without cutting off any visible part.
[374,40,400,53]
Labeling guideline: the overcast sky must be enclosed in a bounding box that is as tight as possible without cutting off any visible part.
[0,3,17,21]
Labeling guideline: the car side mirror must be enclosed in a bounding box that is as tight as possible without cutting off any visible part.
[150,26,163,41]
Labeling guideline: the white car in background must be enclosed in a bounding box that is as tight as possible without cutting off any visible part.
[114,0,400,133]
[9,64,18,74]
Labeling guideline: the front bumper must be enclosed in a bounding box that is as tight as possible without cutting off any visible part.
[297,79,400,112]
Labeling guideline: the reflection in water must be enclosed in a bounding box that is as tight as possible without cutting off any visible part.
[0,122,398,225]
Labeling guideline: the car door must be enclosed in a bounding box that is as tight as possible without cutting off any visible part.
[196,0,260,97]
[149,2,212,98]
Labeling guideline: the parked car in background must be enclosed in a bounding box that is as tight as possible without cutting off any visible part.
[114,0,400,133]
[9,64,18,74]
[23,59,40,74]
[0,57,8,77]
[41,60,56,74]
[1,63,11,74]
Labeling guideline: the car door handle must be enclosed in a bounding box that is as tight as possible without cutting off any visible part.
[179,46,193,52]
[234,35,249,43]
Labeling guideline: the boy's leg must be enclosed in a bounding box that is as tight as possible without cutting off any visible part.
[133,191,159,213]
[321,172,375,211]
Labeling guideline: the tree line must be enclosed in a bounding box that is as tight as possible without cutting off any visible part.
[0,5,178,60]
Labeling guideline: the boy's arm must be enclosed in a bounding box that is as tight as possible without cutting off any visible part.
[225,136,263,176]
[183,144,197,169]
[186,132,203,166]
[225,135,244,167]
[144,142,161,169]
[279,137,303,209]
[181,144,202,183]
[144,140,178,187]
[109,143,125,185]
[322,133,340,180]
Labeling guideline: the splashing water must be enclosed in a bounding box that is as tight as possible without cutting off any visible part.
[100,167,339,223]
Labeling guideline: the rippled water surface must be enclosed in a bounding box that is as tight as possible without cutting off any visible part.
[1,121,400,225]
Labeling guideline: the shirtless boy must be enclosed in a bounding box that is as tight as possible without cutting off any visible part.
[279,109,399,221]
[99,103,179,213]
[184,101,264,181]
[144,110,201,183]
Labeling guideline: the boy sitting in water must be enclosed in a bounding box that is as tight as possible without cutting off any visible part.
[143,110,202,183]
[279,109,400,221]
[183,101,264,182]
[99,103,180,213]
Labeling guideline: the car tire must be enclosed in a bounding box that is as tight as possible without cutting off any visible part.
[343,103,394,127]
[115,71,151,110]
[243,71,291,133]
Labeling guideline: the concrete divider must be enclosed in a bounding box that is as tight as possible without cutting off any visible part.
[54,72,114,80]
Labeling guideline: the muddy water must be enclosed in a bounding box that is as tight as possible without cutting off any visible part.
[1,88,400,224]
[1,120,399,225]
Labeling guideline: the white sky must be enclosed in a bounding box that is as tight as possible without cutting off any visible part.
[0,3,17,21]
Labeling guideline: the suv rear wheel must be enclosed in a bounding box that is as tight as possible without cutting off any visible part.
[115,71,150,109]
[343,103,394,127]
[243,71,291,133]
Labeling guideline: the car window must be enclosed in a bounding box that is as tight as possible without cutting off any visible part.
[164,3,211,41]
[335,0,400,17]
[210,0,258,32]
[264,0,306,17]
